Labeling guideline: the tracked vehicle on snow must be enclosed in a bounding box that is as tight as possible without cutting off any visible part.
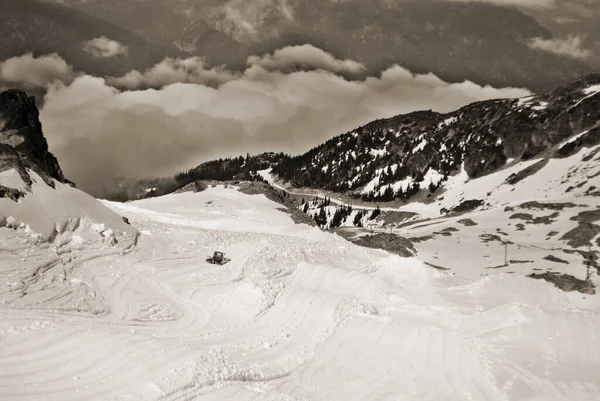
[206,251,230,265]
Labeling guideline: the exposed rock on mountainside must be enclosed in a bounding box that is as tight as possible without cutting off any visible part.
[273,75,600,202]
[528,272,596,295]
[350,233,416,258]
[0,90,68,190]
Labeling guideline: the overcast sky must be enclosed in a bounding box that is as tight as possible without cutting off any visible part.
[0,45,526,196]
[6,0,598,196]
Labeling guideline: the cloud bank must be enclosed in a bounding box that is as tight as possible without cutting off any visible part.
[247,44,366,75]
[528,35,592,60]
[83,37,129,58]
[107,57,240,90]
[1,48,530,197]
[0,53,74,90]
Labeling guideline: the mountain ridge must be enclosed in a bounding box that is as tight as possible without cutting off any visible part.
[124,73,600,225]
[271,74,600,202]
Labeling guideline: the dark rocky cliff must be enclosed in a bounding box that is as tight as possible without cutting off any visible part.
[0,89,70,198]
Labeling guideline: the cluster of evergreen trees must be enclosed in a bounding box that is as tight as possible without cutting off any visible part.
[174,153,286,188]
[301,196,382,229]
[330,205,354,228]
[361,182,420,202]
[357,173,447,202]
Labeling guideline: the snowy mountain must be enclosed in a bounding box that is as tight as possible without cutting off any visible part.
[0,89,137,243]
[273,74,600,203]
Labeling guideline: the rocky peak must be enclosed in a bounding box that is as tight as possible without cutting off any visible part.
[0,89,70,196]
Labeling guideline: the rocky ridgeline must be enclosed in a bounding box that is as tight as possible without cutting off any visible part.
[0,90,70,199]
[272,75,600,201]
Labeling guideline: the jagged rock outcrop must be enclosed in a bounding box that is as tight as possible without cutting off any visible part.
[272,74,600,201]
[0,89,70,196]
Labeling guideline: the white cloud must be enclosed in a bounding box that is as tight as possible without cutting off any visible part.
[247,45,366,75]
[107,57,240,90]
[37,53,529,196]
[528,35,592,60]
[0,53,74,90]
[83,37,129,58]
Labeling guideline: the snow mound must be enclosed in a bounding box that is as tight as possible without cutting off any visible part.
[0,169,138,242]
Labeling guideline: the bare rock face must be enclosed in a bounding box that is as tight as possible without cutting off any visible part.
[528,272,596,295]
[0,90,70,197]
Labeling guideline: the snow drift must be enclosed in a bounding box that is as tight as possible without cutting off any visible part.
[1,185,598,400]
[0,168,137,243]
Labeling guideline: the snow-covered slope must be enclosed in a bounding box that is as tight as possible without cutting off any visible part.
[0,167,139,314]
[0,169,137,241]
[282,141,600,296]
[1,185,599,400]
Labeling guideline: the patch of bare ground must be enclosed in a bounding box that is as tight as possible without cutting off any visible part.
[441,199,485,216]
[379,211,418,226]
[480,233,511,244]
[561,223,600,248]
[423,261,451,271]
[505,158,548,185]
[544,255,570,264]
[432,227,459,237]
[457,218,477,227]
[582,146,600,162]
[556,127,600,159]
[585,186,600,197]
[352,233,416,257]
[518,201,583,211]
[332,228,365,241]
[560,209,600,248]
[566,181,588,193]
[0,185,25,201]
[409,235,435,243]
[173,180,208,194]
[563,249,599,272]
[510,213,534,221]
[528,272,596,295]
[509,212,560,225]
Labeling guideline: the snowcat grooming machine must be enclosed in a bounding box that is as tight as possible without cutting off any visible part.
[206,251,231,265]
